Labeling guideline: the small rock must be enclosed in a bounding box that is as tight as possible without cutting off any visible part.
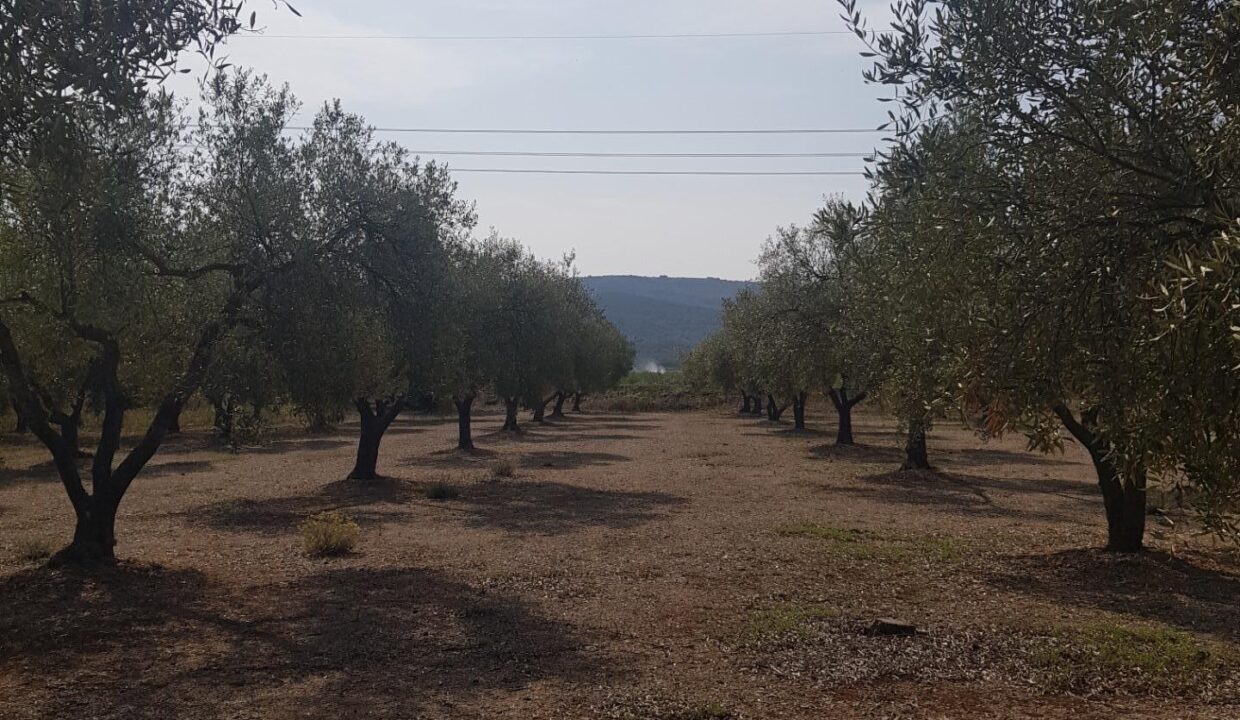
[864,617,918,637]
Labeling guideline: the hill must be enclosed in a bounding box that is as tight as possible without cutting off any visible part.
[582,275,755,370]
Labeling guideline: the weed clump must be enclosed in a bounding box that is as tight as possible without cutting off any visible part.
[13,537,53,563]
[300,511,359,557]
[492,458,517,479]
[426,482,461,501]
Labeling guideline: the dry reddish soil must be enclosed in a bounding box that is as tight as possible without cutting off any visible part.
[0,408,1237,719]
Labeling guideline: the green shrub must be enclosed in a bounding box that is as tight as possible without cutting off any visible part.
[299,511,359,557]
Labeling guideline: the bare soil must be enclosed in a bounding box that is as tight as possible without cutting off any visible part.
[0,408,1237,719]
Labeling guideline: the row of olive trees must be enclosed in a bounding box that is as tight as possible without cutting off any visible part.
[691,0,1238,553]
[682,199,876,448]
[0,7,631,562]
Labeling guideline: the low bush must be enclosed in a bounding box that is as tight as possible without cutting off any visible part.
[299,511,359,557]
[13,537,53,563]
[492,458,517,479]
[426,482,461,500]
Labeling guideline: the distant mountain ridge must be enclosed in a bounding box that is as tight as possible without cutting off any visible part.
[582,275,756,370]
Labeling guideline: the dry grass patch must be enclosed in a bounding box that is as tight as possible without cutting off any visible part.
[12,537,53,563]
[492,458,517,479]
[299,511,359,557]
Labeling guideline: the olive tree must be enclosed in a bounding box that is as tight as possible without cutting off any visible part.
[843,0,1240,548]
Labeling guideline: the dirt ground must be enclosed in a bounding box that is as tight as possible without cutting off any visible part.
[0,407,1237,719]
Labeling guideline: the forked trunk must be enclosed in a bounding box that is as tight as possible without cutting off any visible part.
[550,392,568,418]
[455,395,475,451]
[531,393,555,423]
[901,418,931,470]
[792,391,807,430]
[1053,404,1146,552]
[348,397,404,480]
[828,387,866,446]
[502,397,521,432]
[61,499,119,564]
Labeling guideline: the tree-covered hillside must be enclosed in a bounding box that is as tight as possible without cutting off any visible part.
[583,276,755,370]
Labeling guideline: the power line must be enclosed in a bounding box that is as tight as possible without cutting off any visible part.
[235,30,854,41]
[410,150,872,158]
[275,125,883,135]
[450,169,865,176]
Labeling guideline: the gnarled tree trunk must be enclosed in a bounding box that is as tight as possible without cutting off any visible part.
[1053,404,1146,552]
[502,397,521,432]
[751,394,764,416]
[531,393,555,423]
[348,397,405,481]
[550,391,568,418]
[454,394,475,451]
[828,386,867,446]
[901,417,931,470]
[766,394,787,422]
[792,391,808,430]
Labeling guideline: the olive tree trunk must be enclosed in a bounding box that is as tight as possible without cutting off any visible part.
[1053,404,1146,552]
[740,394,752,414]
[531,393,555,423]
[828,387,867,446]
[901,417,932,470]
[348,396,405,480]
[550,391,568,418]
[572,392,583,412]
[454,394,475,451]
[502,397,521,432]
[792,391,808,430]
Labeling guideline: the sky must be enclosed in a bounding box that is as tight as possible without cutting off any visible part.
[169,0,893,280]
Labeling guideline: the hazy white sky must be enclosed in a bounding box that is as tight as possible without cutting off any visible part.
[171,1,892,280]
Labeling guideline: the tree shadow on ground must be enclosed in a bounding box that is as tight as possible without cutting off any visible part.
[141,460,216,478]
[0,562,599,719]
[813,469,1088,524]
[0,458,59,488]
[186,477,419,536]
[400,447,630,471]
[444,480,686,535]
[516,449,629,470]
[741,427,833,439]
[808,442,905,465]
[937,446,1080,468]
[988,548,1240,644]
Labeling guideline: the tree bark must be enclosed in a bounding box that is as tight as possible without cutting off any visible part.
[531,393,555,423]
[167,409,182,434]
[828,387,867,446]
[901,417,931,470]
[792,391,807,430]
[766,394,787,422]
[348,397,405,480]
[455,395,475,451]
[550,391,568,418]
[751,394,764,416]
[212,397,233,438]
[740,394,751,414]
[572,392,583,412]
[502,397,521,432]
[1053,404,1146,552]
[10,396,27,433]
